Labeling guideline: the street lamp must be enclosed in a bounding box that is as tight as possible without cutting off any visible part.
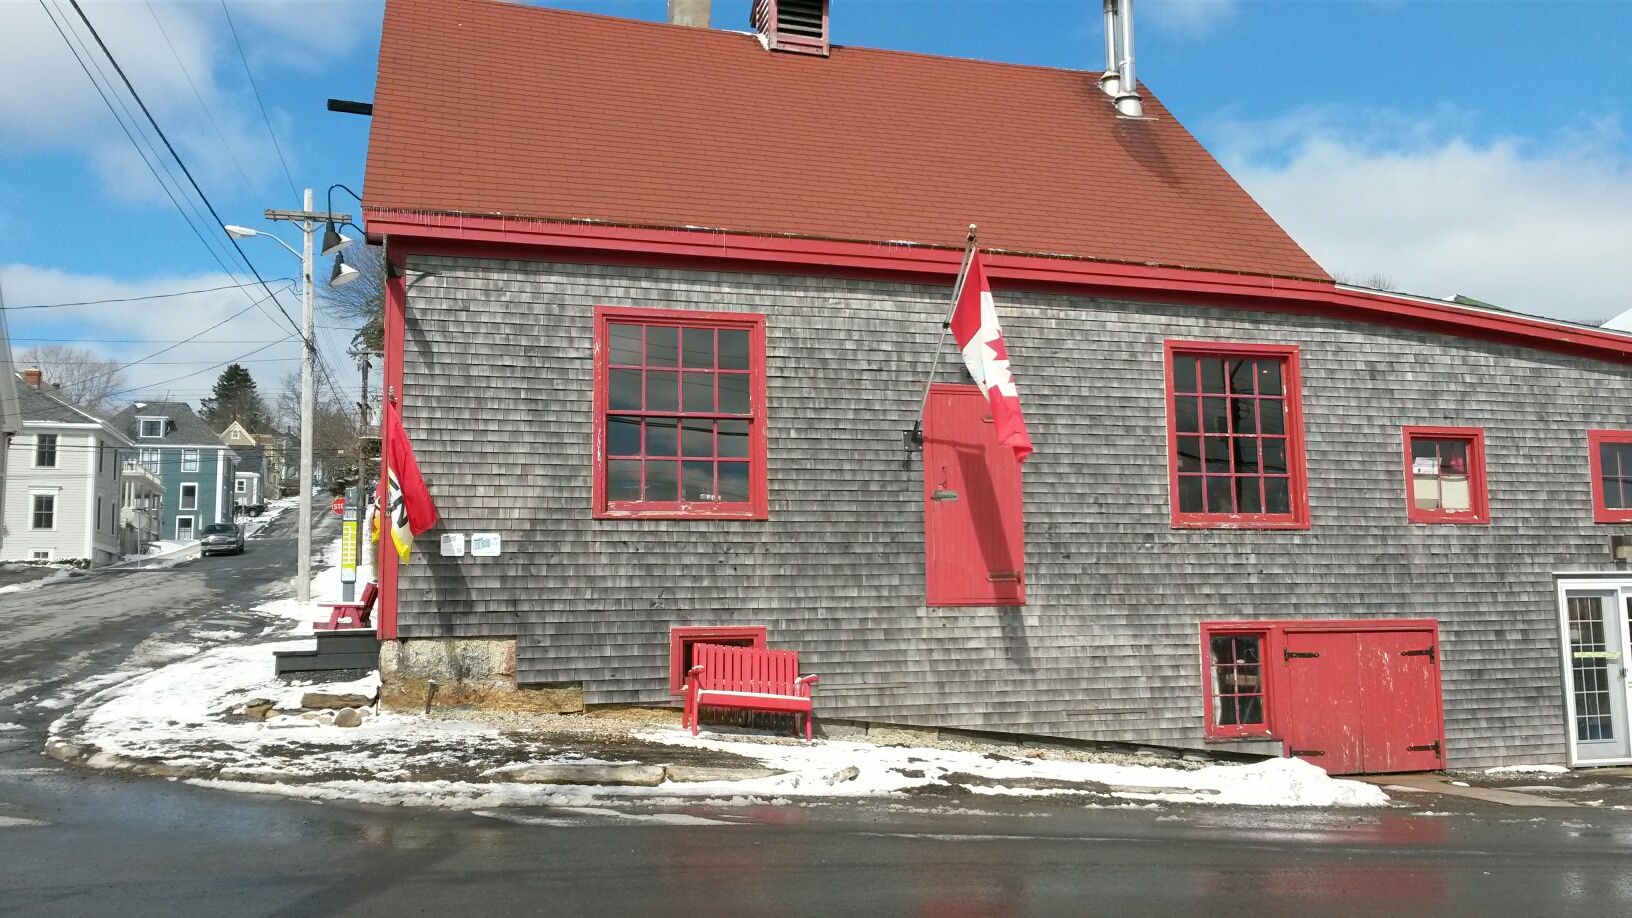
[226,190,350,604]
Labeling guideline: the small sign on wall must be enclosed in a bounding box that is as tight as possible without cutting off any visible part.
[470,533,502,557]
[440,533,466,557]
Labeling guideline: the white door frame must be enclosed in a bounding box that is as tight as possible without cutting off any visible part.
[1555,575,1632,766]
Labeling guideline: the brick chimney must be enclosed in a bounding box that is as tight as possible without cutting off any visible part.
[22,367,42,388]
[668,0,710,28]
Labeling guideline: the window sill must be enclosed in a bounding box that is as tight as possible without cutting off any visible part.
[1205,732,1279,744]
[597,504,766,521]
[1172,516,1309,531]
[1408,514,1489,525]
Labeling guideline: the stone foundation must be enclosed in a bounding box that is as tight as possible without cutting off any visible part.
[379,637,584,714]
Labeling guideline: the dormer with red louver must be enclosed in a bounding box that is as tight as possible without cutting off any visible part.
[753,0,829,56]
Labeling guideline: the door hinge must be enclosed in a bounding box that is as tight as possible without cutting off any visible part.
[987,571,1022,583]
[1284,649,1320,661]
[1407,740,1441,755]
[1289,748,1325,758]
[1402,646,1437,664]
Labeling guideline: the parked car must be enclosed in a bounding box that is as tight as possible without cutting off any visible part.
[199,522,245,556]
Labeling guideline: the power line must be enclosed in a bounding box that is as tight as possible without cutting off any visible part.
[68,283,293,391]
[64,0,305,345]
[2,280,293,311]
[36,1,250,294]
[218,0,298,201]
[109,336,296,398]
[143,0,259,199]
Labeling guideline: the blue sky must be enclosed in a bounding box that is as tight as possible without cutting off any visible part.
[1,0,1629,407]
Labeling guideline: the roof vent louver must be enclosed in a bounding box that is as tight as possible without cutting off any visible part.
[752,0,829,56]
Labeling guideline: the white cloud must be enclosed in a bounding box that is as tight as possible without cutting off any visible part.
[0,1,378,202]
[1,263,358,410]
[1144,0,1237,35]
[1213,109,1632,324]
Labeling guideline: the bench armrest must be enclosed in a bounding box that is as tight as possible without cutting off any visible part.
[797,674,820,689]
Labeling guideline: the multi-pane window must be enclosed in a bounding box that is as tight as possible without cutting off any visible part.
[1567,596,1616,742]
[34,434,57,468]
[182,449,199,472]
[139,449,161,473]
[180,483,198,511]
[1589,430,1632,523]
[1208,633,1267,732]
[1166,342,1307,528]
[139,418,163,438]
[594,307,767,519]
[1404,427,1488,524]
[31,494,55,529]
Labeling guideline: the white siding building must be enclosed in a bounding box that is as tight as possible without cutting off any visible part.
[3,374,131,566]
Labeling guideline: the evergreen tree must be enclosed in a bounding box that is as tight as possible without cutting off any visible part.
[200,364,271,432]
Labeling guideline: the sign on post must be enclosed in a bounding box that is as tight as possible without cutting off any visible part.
[340,487,358,591]
[331,496,346,515]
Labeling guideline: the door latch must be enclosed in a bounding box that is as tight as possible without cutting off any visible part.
[931,490,959,502]
[1289,748,1325,758]
[1401,646,1437,664]
[1407,741,1441,755]
[1284,649,1320,660]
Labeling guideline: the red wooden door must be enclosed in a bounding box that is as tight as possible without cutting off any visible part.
[1282,631,1364,774]
[922,384,1025,606]
[1357,631,1445,773]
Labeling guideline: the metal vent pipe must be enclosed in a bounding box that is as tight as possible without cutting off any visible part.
[1098,0,1121,97]
[1114,0,1143,117]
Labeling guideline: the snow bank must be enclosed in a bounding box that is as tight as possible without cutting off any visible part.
[631,730,1388,808]
[70,639,505,778]
[0,568,72,594]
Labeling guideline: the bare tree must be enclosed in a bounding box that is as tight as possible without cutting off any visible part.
[275,371,361,490]
[317,242,385,353]
[1331,270,1398,292]
[15,344,128,413]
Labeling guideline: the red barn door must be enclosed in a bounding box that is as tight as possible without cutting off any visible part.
[1280,624,1444,775]
[922,384,1025,607]
[1283,632,1364,774]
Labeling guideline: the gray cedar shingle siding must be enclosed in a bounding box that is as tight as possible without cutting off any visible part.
[396,255,1632,768]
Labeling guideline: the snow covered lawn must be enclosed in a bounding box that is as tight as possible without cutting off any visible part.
[55,631,1386,811]
[50,532,1387,812]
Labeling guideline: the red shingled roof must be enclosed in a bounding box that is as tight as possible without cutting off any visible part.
[365,0,1328,282]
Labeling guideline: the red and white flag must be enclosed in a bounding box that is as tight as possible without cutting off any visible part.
[949,252,1033,462]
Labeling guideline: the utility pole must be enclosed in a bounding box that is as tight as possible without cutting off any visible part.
[264,190,351,603]
[352,349,373,602]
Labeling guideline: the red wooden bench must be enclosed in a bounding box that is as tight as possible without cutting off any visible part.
[683,643,820,741]
[315,581,378,631]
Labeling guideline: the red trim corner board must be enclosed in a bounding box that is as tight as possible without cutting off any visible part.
[376,237,409,641]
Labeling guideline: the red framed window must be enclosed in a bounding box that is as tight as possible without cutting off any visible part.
[669,626,767,693]
[1403,427,1488,524]
[1165,341,1309,529]
[1203,629,1272,739]
[1588,430,1632,523]
[593,307,768,519]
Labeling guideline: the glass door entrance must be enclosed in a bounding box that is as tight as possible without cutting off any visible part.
[1561,587,1632,764]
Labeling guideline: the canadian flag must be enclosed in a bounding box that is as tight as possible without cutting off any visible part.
[949,252,1034,463]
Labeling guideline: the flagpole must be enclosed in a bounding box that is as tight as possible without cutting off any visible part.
[910,224,979,445]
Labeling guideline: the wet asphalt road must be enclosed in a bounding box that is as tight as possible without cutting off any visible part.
[6,516,1632,916]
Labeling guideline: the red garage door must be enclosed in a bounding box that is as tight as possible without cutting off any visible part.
[1282,627,1444,775]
